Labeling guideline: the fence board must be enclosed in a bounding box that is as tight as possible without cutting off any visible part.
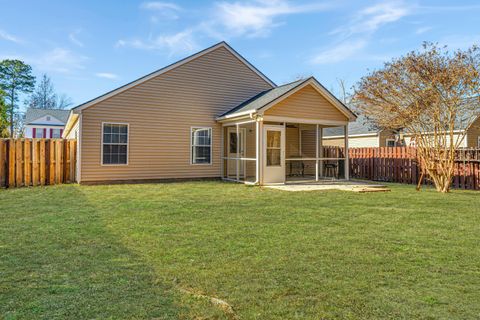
[0,139,76,188]
[40,140,46,185]
[0,140,4,187]
[32,140,39,186]
[24,139,31,186]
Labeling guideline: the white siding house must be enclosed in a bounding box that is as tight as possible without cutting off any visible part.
[24,109,71,138]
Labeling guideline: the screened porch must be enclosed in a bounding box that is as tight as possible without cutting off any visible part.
[221,120,349,185]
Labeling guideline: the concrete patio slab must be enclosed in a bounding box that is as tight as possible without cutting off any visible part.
[265,180,390,192]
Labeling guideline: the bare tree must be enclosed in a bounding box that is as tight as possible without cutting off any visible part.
[336,78,348,104]
[353,43,480,193]
[26,74,73,109]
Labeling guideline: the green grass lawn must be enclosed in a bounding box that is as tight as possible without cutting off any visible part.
[1,182,480,319]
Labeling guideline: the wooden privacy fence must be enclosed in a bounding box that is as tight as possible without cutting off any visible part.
[349,147,480,190]
[0,139,77,188]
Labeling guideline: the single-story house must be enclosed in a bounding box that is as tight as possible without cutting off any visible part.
[63,42,356,185]
[323,115,480,148]
[25,108,70,138]
[402,116,480,148]
[323,116,398,148]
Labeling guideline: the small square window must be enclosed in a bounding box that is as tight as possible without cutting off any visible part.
[386,139,396,147]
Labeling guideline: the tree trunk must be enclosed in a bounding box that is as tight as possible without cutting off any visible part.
[427,169,452,193]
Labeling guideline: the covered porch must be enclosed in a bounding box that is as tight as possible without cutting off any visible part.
[220,118,349,185]
[216,77,356,186]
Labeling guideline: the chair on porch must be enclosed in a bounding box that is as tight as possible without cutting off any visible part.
[324,161,338,179]
[288,158,305,177]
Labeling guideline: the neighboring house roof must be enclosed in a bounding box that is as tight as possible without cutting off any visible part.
[71,41,276,112]
[218,77,357,121]
[323,115,379,137]
[25,108,70,125]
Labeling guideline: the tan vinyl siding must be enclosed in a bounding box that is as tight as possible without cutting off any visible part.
[467,117,480,147]
[379,130,396,147]
[286,126,300,157]
[80,47,272,182]
[264,85,349,121]
[322,138,344,147]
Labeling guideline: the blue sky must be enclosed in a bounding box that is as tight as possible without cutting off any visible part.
[1,0,480,111]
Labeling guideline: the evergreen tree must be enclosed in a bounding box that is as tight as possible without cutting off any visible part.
[0,59,35,137]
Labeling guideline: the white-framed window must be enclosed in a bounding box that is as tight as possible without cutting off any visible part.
[386,139,396,147]
[35,128,44,138]
[478,136,480,148]
[191,127,212,164]
[46,116,51,121]
[51,129,61,138]
[102,123,128,165]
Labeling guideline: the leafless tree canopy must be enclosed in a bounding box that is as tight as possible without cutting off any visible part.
[353,43,480,192]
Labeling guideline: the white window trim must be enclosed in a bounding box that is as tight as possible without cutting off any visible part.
[190,127,213,165]
[35,127,45,138]
[477,136,480,148]
[51,128,62,139]
[386,138,396,147]
[101,122,129,166]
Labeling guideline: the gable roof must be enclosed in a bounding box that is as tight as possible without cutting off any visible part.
[25,108,70,124]
[323,115,379,137]
[72,41,276,112]
[218,79,305,118]
[217,77,357,121]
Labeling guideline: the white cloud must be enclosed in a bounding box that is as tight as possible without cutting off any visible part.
[0,29,22,43]
[116,29,199,56]
[415,26,432,35]
[311,39,368,64]
[69,29,84,47]
[95,72,118,80]
[331,1,411,37]
[34,48,88,73]
[214,0,331,37]
[312,1,411,65]
[141,1,180,11]
[141,1,181,21]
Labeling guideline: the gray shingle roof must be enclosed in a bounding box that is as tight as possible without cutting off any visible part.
[25,108,71,124]
[323,115,378,137]
[219,78,307,117]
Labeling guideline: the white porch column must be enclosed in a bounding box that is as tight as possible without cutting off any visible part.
[220,126,224,179]
[319,126,323,178]
[256,119,263,185]
[236,123,240,182]
[315,124,319,181]
[255,120,260,184]
[344,124,349,180]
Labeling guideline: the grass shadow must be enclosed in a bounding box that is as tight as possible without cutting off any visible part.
[0,185,181,319]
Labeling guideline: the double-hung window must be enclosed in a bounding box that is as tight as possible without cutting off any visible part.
[102,123,128,165]
[191,127,212,164]
[35,128,44,138]
[51,129,61,138]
